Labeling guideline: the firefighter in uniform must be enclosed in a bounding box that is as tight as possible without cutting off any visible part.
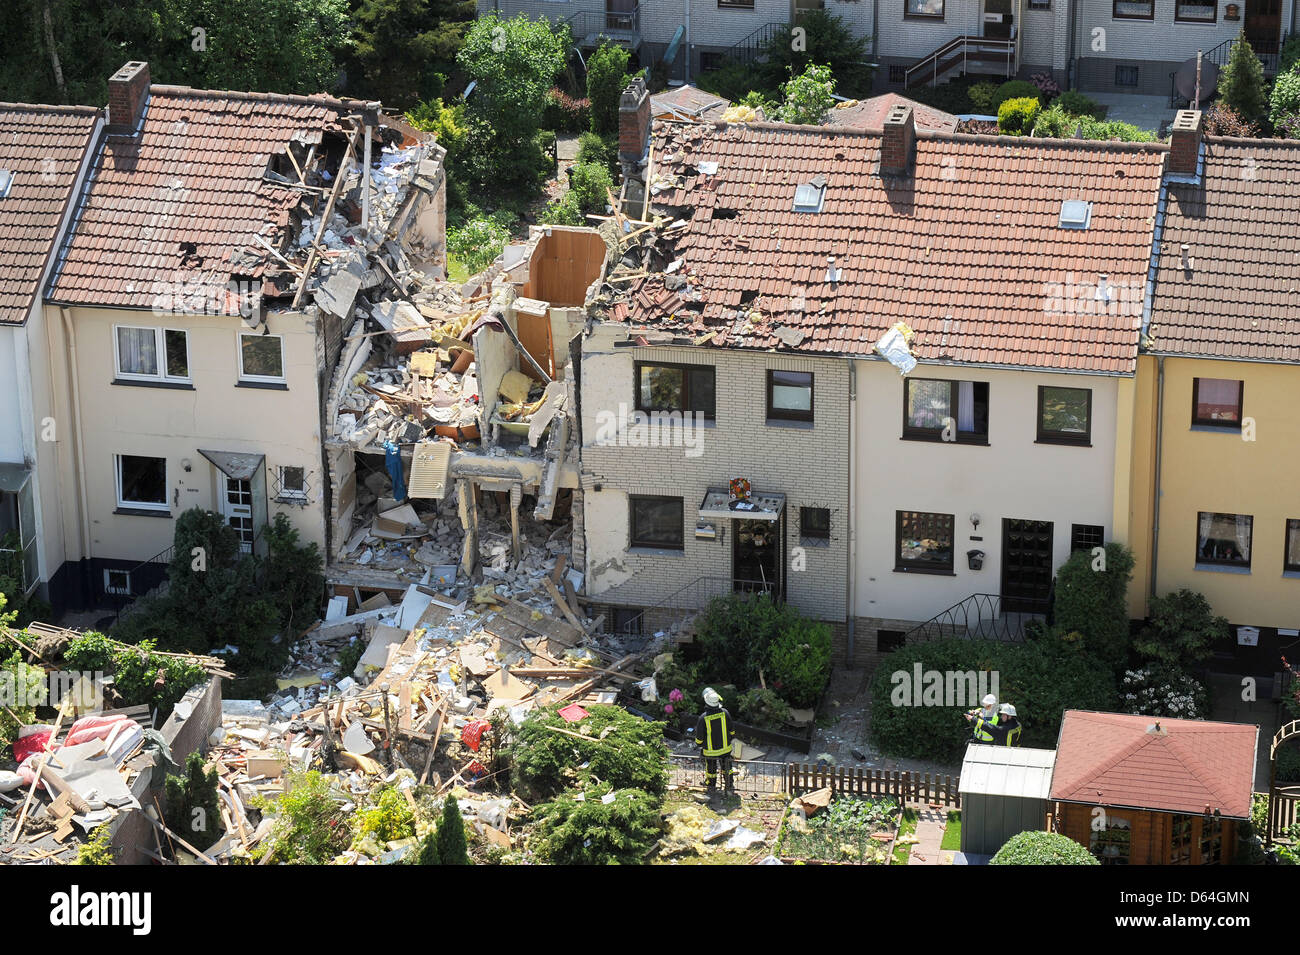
[695,687,736,796]
[964,693,999,744]
[988,703,1022,746]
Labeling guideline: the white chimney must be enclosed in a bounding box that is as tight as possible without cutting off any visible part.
[1094,274,1111,303]
[825,255,841,283]
[1181,244,1193,271]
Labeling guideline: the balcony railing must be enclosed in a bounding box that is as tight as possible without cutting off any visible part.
[562,6,641,47]
[901,590,1053,645]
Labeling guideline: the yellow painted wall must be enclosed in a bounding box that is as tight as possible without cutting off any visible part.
[46,304,326,564]
[1146,356,1300,629]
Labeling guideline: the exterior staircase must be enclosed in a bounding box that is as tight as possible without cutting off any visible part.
[904,35,1016,89]
[722,21,788,70]
[901,592,1052,645]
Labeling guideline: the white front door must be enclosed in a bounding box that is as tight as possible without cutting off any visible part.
[221,477,255,553]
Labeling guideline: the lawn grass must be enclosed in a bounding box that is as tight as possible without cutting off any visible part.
[446,253,470,285]
[940,810,962,852]
[891,808,919,864]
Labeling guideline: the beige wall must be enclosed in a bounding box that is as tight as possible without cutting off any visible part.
[1143,356,1300,630]
[49,304,326,565]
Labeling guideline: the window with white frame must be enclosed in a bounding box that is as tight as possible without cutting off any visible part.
[239,333,285,382]
[115,454,168,511]
[104,569,131,595]
[278,466,307,501]
[115,326,190,382]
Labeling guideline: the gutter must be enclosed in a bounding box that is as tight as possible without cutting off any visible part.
[845,358,857,667]
[1150,355,1164,606]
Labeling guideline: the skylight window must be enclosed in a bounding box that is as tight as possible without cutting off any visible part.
[1059,199,1092,230]
[793,177,827,213]
[0,170,13,198]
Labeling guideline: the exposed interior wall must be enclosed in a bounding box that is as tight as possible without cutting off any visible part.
[520,228,608,307]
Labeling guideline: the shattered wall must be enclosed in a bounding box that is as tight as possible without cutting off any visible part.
[578,323,850,622]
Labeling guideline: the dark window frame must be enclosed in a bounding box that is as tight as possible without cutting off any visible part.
[717,0,756,8]
[904,0,945,19]
[895,509,956,575]
[1036,385,1093,445]
[1070,523,1106,553]
[1115,65,1141,87]
[1027,0,1051,7]
[634,361,717,420]
[1191,377,1243,428]
[902,378,990,444]
[1285,519,1300,574]
[629,495,685,551]
[1174,0,1216,22]
[767,369,814,423]
[1196,511,1253,569]
[1112,0,1154,19]
[115,453,168,511]
[801,506,831,541]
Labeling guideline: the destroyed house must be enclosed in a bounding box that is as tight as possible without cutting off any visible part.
[0,102,102,611]
[43,61,446,608]
[582,92,1166,658]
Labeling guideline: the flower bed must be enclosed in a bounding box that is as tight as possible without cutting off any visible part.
[776,795,901,864]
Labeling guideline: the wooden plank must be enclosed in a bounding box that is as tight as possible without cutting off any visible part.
[541,576,584,630]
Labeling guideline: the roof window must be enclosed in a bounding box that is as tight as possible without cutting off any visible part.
[1059,199,1092,230]
[0,170,13,198]
[794,175,828,213]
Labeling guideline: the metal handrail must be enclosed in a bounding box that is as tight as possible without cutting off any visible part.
[901,590,1052,645]
[561,5,641,44]
[605,575,782,641]
[722,21,788,69]
[904,35,1015,88]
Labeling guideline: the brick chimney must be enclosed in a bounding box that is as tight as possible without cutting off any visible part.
[1167,109,1202,176]
[618,76,651,164]
[107,61,150,134]
[880,104,915,177]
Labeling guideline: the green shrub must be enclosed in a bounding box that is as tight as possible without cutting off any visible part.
[1077,117,1157,142]
[1270,69,1300,129]
[0,649,44,756]
[1219,36,1268,126]
[1134,589,1228,669]
[993,79,1042,109]
[968,81,1000,113]
[991,830,1100,865]
[567,160,614,215]
[575,131,611,168]
[436,795,470,865]
[164,751,222,852]
[773,62,837,125]
[693,591,792,689]
[507,704,668,802]
[354,786,417,844]
[414,829,442,865]
[1120,662,1207,719]
[543,89,591,133]
[586,42,634,135]
[696,62,766,103]
[1282,34,1300,74]
[1032,103,1077,138]
[1056,90,1104,118]
[63,631,115,673]
[73,825,115,865]
[1052,542,1135,671]
[1276,746,1300,782]
[112,639,207,715]
[998,96,1040,135]
[259,771,349,865]
[447,213,511,276]
[737,687,793,728]
[766,618,832,708]
[530,784,662,864]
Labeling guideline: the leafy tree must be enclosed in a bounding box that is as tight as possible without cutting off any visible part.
[1052,542,1135,671]
[1133,589,1228,669]
[1269,68,1300,130]
[435,794,470,864]
[1218,36,1268,128]
[991,830,1099,865]
[259,770,349,864]
[164,751,222,851]
[348,0,476,108]
[758,10,872,98]
[774,63,836,125]
[459,14,566,149]
[586,42,633,135]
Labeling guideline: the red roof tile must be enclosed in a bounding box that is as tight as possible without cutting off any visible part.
[618,121,1166,374]
[826,93,959,134]
[1147,136,1300,363]
[48,85,366,314]
[0,103,100,324]
[1049,710,1257,819]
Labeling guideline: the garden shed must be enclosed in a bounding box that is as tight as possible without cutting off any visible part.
[959,746,1056,857]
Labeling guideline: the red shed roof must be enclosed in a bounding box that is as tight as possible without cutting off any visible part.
[1049,710,1258,819]
[48,85,366,314]
[826,93,959,133]
[0,103,100,324]
[617,120,1166,374]
[1147,136,1300,363]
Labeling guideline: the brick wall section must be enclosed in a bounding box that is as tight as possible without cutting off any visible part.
[1167,110,1201,176]
[160,675,224,765]
[107,61,149,133]
[580,330,850,623]
[619,78,651,163]
[880,106,914,175]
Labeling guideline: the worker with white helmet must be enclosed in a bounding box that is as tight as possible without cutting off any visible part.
[964,693,1000,744]
[694,687,736,797]
[989,703,1022,747]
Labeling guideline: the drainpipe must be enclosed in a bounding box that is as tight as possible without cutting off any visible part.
[1149,355,1165,606]
[684,0,691,83]
[59,306,92,603]
[845,358,857,668]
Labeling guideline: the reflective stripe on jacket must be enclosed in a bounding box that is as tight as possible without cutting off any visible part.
[696,708,733,757]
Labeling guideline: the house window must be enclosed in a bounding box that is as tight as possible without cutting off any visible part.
[1175,0,1216,21]
[801,506,831,542]
[767,370,814,422]
[1170,814,1195,864]
[115,454,168,512]
[896,510,955,574]
[239,333,285,383]
[636,362,715,419]
[1115,66,1140,87]
[104,569,132,596]
[718,0,755,8]
[1090,816,1131,864]
[903,379,989,443]
[612,607,644,635]
[630,496,684,550]
[1197,512,1252,569]
[699,52,726,73]
[906,0,944,18]
[877,628,907,652]
[1037,386,1092,444]
[1113,0,1154,19]
[115,326,190,382]
[278,466,307,502]
[1028,0,1051,7]
[1192,377,1243,427]
[1070,524,1105,553]
[889,65,907,84]
[1285,520,1300,573]
[1199,815,1223,864]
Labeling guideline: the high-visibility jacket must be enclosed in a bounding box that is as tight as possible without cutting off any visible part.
[695,706,733,757]
[972,713,999,743]
[1000,719,1022,747]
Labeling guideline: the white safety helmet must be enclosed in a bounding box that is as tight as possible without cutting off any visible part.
[999,703,1017,718]
[982,694,998,708]
[703,687,722,707]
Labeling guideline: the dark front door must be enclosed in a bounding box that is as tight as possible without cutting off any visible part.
[733,517,784,600]
[1246,0,1282,60]
[1001,519,1053,613]
[983,0,1014,39]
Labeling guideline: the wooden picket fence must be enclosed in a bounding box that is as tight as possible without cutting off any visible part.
[785,764,961,808]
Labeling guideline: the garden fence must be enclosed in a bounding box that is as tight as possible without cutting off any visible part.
[669,755,787,796]
[669,755,961,807]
